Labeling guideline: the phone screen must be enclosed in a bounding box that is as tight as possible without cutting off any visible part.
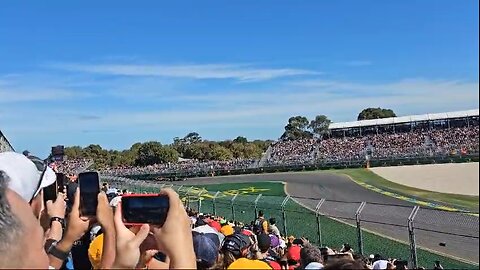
[55,173,65,192]
[78,172,100,216]
[43,182,57,204]
[122,194,169,225]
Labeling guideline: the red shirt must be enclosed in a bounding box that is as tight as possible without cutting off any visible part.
[208,220,222,232]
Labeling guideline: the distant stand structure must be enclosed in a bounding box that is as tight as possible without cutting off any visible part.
[0,130,14,153]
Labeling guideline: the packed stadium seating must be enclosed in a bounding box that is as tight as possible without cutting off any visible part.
[100,124,479,177]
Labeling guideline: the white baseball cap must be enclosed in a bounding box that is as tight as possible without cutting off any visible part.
[0,151,56,202]
[305,262,324,269]
[373,260,389,270]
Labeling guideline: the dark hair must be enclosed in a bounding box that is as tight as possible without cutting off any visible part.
[300,245,324,268]
[0,171,23,268]
[324,259,367,270]
[269,217,276,225]
[258,210,264,217]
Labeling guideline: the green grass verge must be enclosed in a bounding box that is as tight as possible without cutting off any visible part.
[329,168,479,212]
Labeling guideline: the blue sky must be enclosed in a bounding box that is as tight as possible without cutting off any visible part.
[0,0,478,157]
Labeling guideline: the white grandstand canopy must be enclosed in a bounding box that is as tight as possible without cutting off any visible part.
[329,109,479,130]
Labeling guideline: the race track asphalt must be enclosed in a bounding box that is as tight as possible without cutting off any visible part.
[178,171,479,264]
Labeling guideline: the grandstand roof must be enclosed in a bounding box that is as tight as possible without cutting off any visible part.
[329,109,479,130]
[0,130,14,152]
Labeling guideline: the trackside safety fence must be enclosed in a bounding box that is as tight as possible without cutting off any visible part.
[102,175,479,269]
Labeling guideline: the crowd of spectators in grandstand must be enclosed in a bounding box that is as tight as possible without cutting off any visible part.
[102,159,257,176]
[268,125,479,164]
[1,151,440,269]
[268,139,318,165]
[92,125,480,177]
[56,158,93,174]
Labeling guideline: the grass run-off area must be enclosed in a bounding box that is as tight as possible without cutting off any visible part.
[330,168,479,212]
[180,181,475,269]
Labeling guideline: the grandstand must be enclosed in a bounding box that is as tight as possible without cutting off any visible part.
[0,130,14,153]
[329,109,479,137]
[266,109,479,166]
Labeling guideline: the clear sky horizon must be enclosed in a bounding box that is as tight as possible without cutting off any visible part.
[1,0,479,157]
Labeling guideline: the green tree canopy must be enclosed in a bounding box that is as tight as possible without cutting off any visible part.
[309,115,331,138]
[357,108,396,120]
[233,136,248,144]
[281,116,313,140]
[135,141,179,166]
[210,145,233,161]
[183,132,202,144]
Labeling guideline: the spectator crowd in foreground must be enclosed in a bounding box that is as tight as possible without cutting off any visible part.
[0,151,445,269]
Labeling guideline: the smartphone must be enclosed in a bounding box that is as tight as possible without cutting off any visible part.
[153,251,167,262]
[78,171,100,217]
[55,173,66,192]
[121,194,169,225]
[43,182,57,204]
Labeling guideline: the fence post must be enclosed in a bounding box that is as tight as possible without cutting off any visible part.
[254,194,263,220]
[212,191,221,216]
[231,194,239,221]
[281,196,291,237]
[355,202,367,255]
[197,190,204,212]
[315,198,326,246]
[408,206,420,269]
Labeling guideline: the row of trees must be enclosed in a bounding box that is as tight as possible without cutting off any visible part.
[281,108,396,140]
[64,133,272,168]
[64,107,396,167]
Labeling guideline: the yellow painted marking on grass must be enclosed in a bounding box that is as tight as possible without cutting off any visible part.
[183,186,270,202]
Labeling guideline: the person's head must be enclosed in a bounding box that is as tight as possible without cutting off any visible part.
[341,243,352,253]
[257,234,271,253]
[0,171,49,269]
[287,245,302,265]
[324,259,367,270]
[0,152,56,204]
[301,245,324,268]
[193,232,220,270]
[258,210,264,218]
[220,233,252,267]
[269,217,276,225]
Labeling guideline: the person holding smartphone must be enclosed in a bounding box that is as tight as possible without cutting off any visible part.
[112,188,196,269]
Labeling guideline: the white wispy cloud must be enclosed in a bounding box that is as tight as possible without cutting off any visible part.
[2,69,478,157]
[0,88,82,103]
[49,62,321,81]
[0,74,94,103]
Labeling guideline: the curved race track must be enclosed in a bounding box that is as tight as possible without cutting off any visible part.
[179,171,479,264]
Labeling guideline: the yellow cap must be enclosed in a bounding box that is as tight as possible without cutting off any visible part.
[88,234,104,269]
[228,258,271,269]
[220,224,235,236]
